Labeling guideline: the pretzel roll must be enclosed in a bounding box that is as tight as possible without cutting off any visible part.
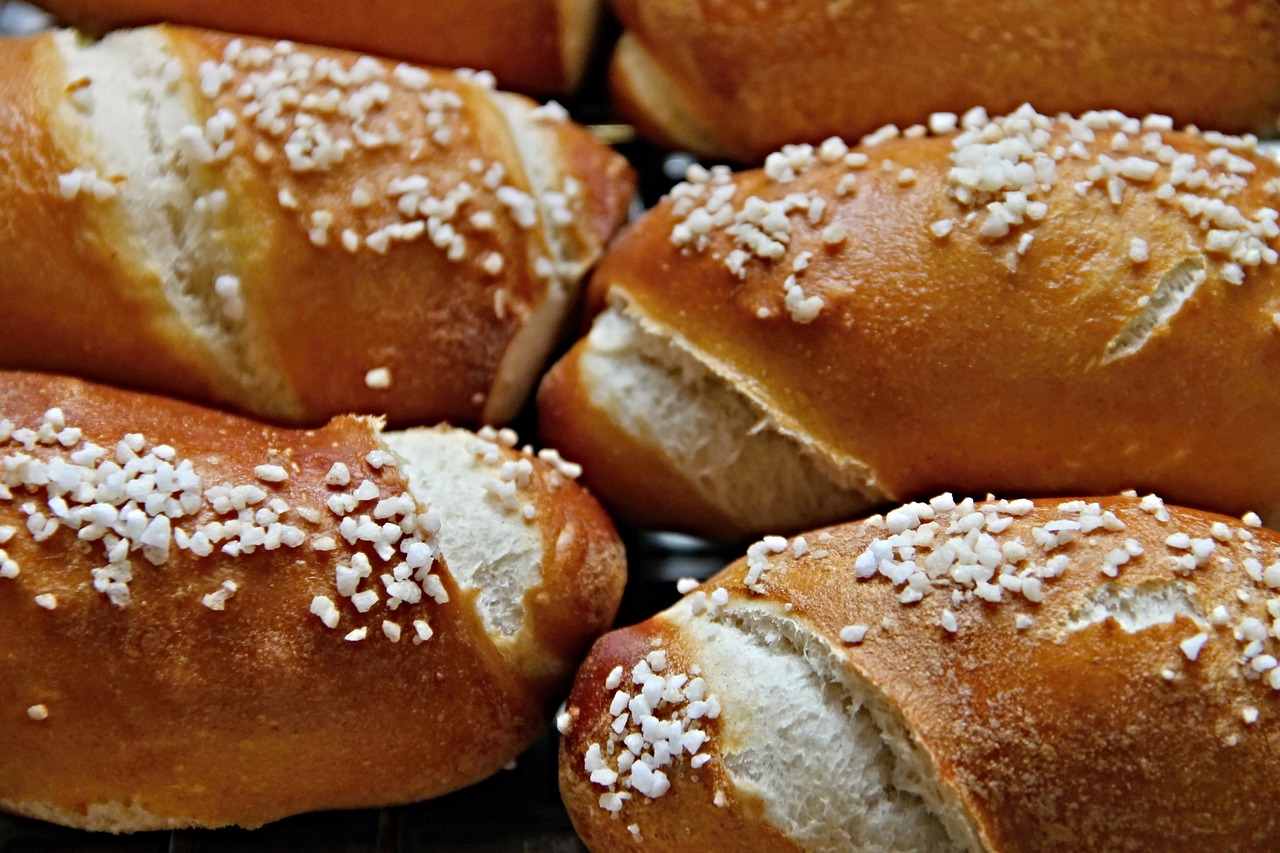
[609,0,1280,162]
[560,494,1280,851]
[539,107,1280,540]
[0,26,633,427]
[31,0,603,95]
[0,371,626,831]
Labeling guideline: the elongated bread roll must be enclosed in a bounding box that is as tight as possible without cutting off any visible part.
[540,107,1280,540]
[32,0,602,95]
[560,493,1280,851]
[0,371,626,831]
[0,26,633,428]
[610,0,1280,162]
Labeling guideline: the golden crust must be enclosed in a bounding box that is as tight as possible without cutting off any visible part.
[0,27,634,428]
[0,371,625,831]
[34,0,600,94]
[561,495,1280,851]
[611,0,1280,162]
[552,113,1280,537]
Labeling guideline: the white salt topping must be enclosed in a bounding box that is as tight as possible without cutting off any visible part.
[309,595,340,629]
[839,625,868,644]
[1180,632,1209,661]
[1129,238,1149,263]
[254,464,288,483]
[365,367,393,390]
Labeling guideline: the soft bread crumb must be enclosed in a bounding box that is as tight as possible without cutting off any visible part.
[577,307,880,534]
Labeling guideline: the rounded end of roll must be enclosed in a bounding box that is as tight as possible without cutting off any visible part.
[608,34,728,161]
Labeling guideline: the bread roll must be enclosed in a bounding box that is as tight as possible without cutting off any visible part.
[610,0,1280,162]
[32,0,602,95]
[0,26,633,428]
[0,371,626,831]
[539,106,1280,540]
[559,493,1280,851]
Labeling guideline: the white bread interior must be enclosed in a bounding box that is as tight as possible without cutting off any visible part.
[383,427,543,646]
[50,28,290,410]
[669,599,979,852]
[578,306,882,532]
[0,799,186,834]
[483,92,577,425]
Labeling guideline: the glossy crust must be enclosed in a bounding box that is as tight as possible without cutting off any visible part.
[0,26,634,428]
[33,0,602,94]
[610,0,1280,162]
[0,371,626,831]
[541,111,1280,538]
[561,495,1280,851]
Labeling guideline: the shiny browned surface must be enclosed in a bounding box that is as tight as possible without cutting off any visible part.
[612,0,1280,161]
[35,0,594,94]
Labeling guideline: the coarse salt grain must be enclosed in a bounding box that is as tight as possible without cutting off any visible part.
[839,625,868,644]
[254,464,288,483]
[1181,632,1209,661]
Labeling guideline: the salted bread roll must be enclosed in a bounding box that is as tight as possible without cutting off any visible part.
[559,493,1280,851]
[0,26,633,428]
[610,0,1280,162]
[539,107,1280,540]
[0,371,626,831]
[32,0,602,95]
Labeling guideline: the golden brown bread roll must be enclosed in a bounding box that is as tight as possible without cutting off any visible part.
[0,26,633,428]
[539,106,1280,540]
[559,493,1280,851]
[610,0,1280,162]
[31,0,602,95]
[0,371,626,831]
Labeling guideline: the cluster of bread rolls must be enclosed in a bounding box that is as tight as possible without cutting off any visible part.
[12,0,1280,847]
[0,8,636,833]
[0,25,632,428]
